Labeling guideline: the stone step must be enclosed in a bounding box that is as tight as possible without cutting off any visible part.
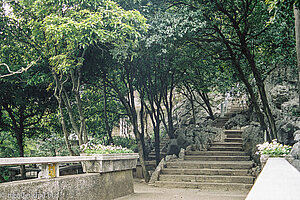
[224,130,243,134]
[166,161,253,169]
[159,174,254,184]
[211,142,243,147]
[149,152,167,156]
[215,124,225,128]
[161,168,250,176]
[225,138,243,143]
[217,118,231,121]
[184,155,250,161]
[144,160,156,165]
[154,181,252,191]
[209,146,243,151]
[225,134,242,139]
[186,151,248,156]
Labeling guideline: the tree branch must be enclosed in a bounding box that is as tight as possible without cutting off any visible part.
[0,57,40,78]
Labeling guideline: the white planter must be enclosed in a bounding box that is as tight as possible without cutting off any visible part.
[80,153,139,173]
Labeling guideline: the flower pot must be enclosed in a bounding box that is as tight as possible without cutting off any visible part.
[80,153,139,173]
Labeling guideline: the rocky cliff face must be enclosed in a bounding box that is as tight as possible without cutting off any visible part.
[259,66,300,170]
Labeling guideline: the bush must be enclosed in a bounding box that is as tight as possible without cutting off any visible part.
[256,139,292,156]
[112,136,138,152]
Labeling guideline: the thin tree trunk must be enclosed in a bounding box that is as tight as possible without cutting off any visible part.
[107,68,150,182]
[221,40,270,140]
[242,47,276,139]
[139,94,146,159]
[53,73,75,156]
[154,122,160,166]
[198,90,215,120]
[16,131,26,179]
[164,85,175,139]
[185,85,196,124]
[294,6,300,110]
[71,70,88,144]
[103,78,113,144]
[62,90,83,145]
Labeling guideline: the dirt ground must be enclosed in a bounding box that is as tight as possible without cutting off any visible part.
[115,179,248,200]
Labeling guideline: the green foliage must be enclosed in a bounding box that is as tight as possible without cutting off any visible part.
[80,140,134,154]
[25,133,80,157]
[291,108,300,117]
[0,132,19,182]
[0,132,18,157]
[113,136,138,152]
[256,139,292,156]
[81,84,124,141]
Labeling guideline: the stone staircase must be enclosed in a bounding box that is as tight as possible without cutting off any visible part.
[214,105,246,128]
[143,137,170,175]
[147,137,169,160]
[154,129,254,191]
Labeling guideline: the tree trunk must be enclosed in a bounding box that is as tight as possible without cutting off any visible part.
[108,68,150,182]
[165,86,175,139]
[16,130,26,179]
[154,110,161,166]
[53,72,75,156]
[62,91,83,145]
[198,91,215,120]
[233,60,271,140]
[70,67,88,145]
[58,96,76,156]
[130,102,150,182]
[221,40,270,140]
[103,79,113,144]
[294,6,300,110]
[139,96,146,159]
[242,47,276,139]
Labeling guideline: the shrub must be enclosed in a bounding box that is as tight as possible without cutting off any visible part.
[80,140,134,154]
[256,139,292,156]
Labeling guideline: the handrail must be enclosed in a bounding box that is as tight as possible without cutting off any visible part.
[0,156,95,166]
[0,154,139,166]
[246,157,300,200]
[0,153,139,179]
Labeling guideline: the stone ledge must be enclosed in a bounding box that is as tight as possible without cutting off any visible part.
[246,157,300,200]
[81,153,138,173]
[0,170,134,200]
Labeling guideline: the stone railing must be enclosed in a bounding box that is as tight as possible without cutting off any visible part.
[246,157,300,200]
[0,153,139,200]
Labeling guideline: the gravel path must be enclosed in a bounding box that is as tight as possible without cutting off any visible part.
[115,179,248,200]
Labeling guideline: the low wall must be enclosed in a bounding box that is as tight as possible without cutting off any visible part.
[0,170,133,200]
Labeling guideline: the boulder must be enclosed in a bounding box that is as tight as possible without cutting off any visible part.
[277,122,297,145]
[291,142,300,159]
[242,123,264,163]
[270,85,289,109]
[295,134,300,142]
[281,98,298,113]
[225,113,249,129]
[167,139,180,156]
[291,159,300,172]
[294,130,300,137]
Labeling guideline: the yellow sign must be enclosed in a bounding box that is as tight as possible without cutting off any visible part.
[48,164,56,178]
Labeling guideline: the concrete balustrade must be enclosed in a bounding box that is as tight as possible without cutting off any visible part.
[0,153,139,200]
[246,157,300,200]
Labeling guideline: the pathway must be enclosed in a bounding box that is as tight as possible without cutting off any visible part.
[115,179,247,200]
